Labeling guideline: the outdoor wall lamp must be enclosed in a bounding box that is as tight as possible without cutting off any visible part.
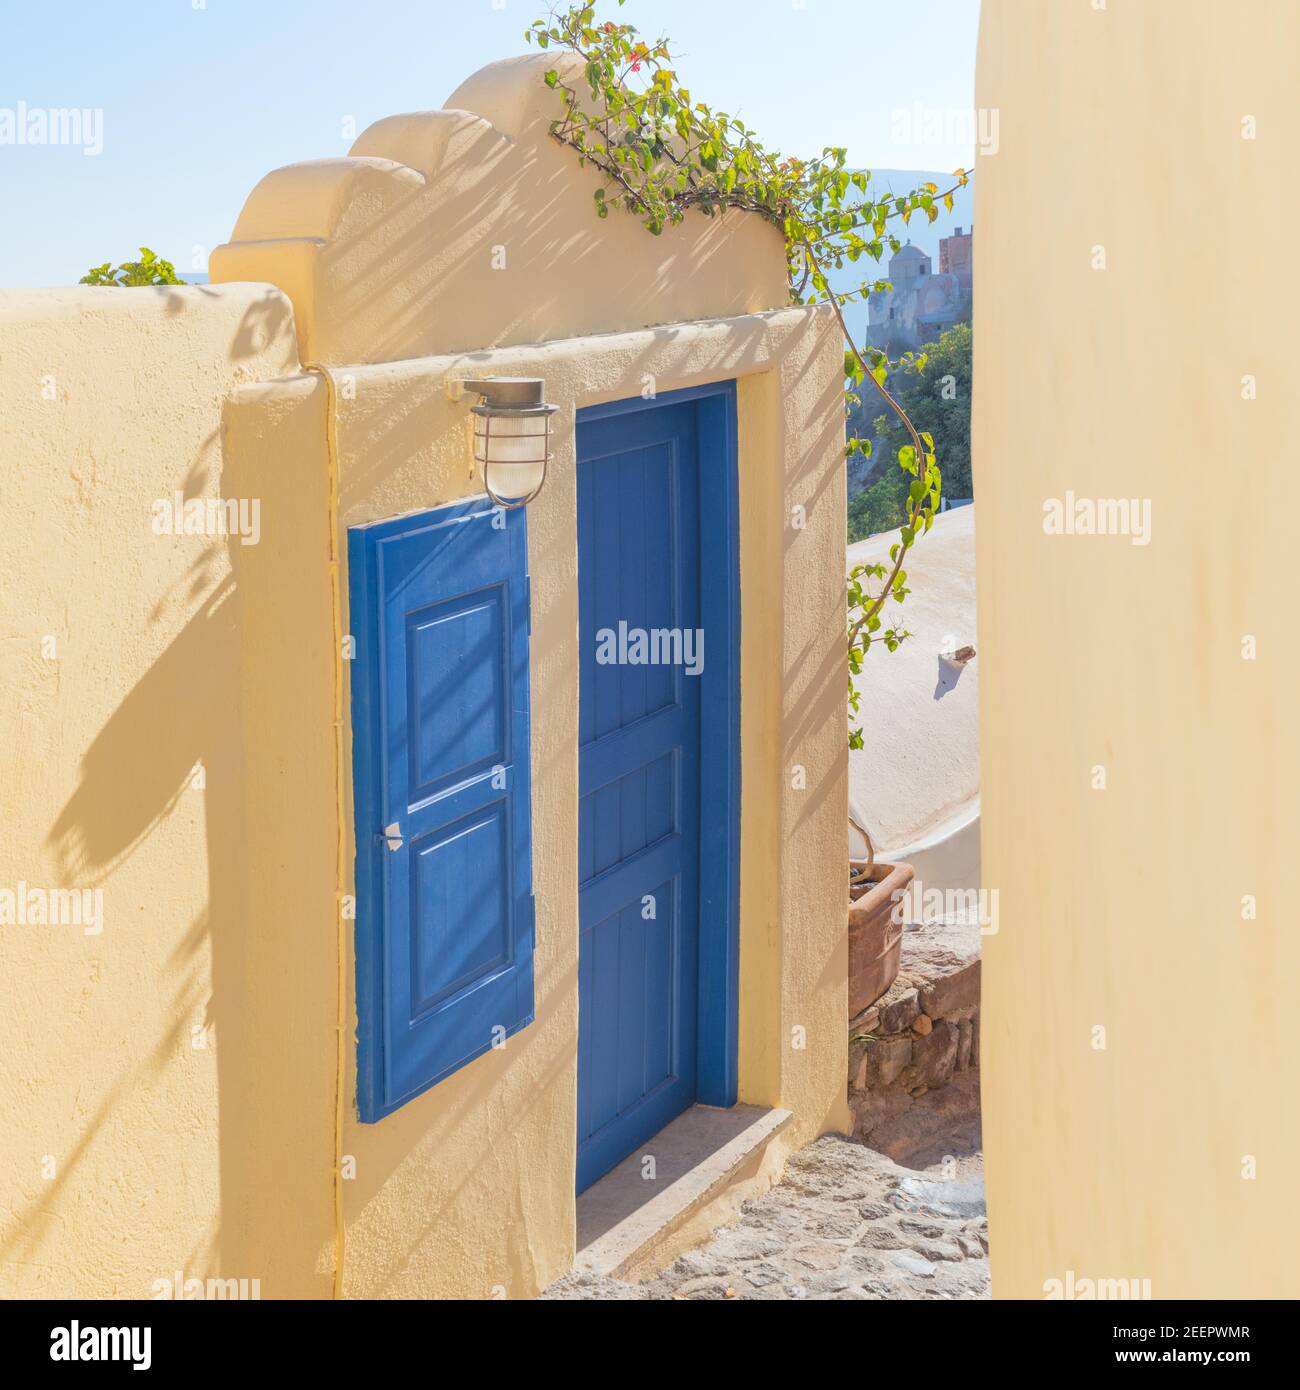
[459,377,558,509]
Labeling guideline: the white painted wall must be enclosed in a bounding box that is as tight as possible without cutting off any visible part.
[847,505,979,888]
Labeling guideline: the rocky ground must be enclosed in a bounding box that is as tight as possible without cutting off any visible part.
[541,1131,989,1300]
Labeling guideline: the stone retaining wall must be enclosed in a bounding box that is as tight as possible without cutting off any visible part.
[848,917,981,1162]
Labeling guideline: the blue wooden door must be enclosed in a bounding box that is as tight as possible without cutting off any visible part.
[349,500,535,1122]
[576,398,703,1191]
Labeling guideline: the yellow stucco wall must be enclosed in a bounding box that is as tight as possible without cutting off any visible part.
[976,0,1300,1298]
[209,54,789,368]
[0,284,338,1297]
[214,52,848,1299]
[1,53,848,1299]
[222,310,849,1303]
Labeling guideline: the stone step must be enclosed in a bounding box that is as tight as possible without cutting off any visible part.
[575,1104,793,1281]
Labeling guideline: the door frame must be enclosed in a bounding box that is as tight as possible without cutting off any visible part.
[575,380,741,1108]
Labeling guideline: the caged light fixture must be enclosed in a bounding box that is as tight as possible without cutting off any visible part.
[460,377,558,509]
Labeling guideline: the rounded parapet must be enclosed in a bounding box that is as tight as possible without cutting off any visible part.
[211,54,788,366]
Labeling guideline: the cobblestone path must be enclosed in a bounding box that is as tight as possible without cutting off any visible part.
[542,1132,989,1300]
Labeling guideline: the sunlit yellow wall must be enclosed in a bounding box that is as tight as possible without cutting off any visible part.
[216,52,848,1300]
[0,285,336,1297]
[976,0,1300,1298]
[209,55,789,369]
[222,316,848,1304]
[0,53,848,1300]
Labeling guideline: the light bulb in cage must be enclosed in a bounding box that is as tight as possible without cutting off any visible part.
[461,377,558,509]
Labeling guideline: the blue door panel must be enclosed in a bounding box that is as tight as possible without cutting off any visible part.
[576,400,703,1192]
[405,588,508,801]
[579,835,683,927]
[408,803,510,1015]
[350,500,534,1122]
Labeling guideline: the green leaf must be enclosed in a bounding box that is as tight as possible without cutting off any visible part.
[528,6,962,748]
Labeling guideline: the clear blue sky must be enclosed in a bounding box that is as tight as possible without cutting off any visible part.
[0,0,978,288]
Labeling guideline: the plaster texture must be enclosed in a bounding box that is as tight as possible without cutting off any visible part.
[847,505,979,868]
[0,54,850,1300]
[977,0,1300,1299]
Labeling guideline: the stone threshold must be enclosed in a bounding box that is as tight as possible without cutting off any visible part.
[575,1104,793,1281]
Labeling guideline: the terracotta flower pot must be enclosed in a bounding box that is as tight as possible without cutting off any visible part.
[848,861,914,1017]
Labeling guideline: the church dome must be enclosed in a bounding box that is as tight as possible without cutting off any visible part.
[889,241,931,279]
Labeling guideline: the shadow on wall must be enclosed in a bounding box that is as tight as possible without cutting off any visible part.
[222,370,590,1298]
[38,582,250,1284]
[933,655,968,700]
[2,287,334,1297]
[327,128,753,362]
[213,56,789,367]
[782,352,854,841]
[7,260,840,1299]
[212,304,844,1296]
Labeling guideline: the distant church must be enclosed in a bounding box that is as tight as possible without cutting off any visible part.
[866,226,972,354]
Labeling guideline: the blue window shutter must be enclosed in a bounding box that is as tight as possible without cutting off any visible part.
[348,499,534,1122]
